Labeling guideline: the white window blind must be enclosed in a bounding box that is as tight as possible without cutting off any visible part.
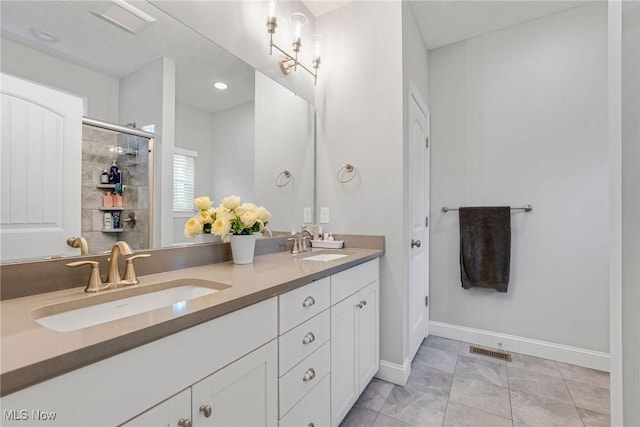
[173,148,197,211]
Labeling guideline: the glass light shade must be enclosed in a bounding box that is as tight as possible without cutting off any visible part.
[268,0,276,18]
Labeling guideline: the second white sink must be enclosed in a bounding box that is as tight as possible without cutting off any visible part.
[35,285,220,332]
[302,253,348,262]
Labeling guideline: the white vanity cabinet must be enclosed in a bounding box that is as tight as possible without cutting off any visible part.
[122,388,192,427]
[277,276,331,426]
[330,259,380,427]
[124,341,277,427]
[191,340,278,427]
[2,298,278,427]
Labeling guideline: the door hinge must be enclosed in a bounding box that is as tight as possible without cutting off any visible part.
[425,296,429,307]
[425,216,429,227]
[425,136,429,148]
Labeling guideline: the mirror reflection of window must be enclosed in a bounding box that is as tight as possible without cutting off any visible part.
[173,148,197,212]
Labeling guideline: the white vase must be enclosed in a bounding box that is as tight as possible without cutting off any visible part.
[229,234,257,264]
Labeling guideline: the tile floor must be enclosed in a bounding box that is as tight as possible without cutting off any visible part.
[340,336,610,427]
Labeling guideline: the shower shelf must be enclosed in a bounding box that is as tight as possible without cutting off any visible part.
[101,228,124,233]
[96,184,126,190]
[98,207,124,211]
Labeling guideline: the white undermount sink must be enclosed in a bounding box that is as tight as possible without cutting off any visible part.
[302,253,349,262]
[33,280,229,332]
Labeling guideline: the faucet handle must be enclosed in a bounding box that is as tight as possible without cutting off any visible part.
[122,254,151,285]
[66,260,109,293]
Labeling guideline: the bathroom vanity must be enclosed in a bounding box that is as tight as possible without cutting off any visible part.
[0,246,381,427]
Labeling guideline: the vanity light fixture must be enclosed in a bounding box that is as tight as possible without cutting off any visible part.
[213,82,229,90]
[267,1,320,85]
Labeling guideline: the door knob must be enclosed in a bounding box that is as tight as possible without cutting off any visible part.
[178,418,192,427]
[411,239,421,248]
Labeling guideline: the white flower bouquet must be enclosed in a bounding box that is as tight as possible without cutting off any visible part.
[184,195,271,240]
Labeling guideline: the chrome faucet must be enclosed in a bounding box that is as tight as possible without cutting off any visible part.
[105,241,134,287]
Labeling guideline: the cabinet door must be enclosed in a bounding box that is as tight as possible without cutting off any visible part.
[192,340,277,427]
[357,281,379,389]
[122,388,191,427]
[330,292,359,427]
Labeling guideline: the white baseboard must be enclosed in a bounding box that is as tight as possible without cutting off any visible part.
[430,321,610,372]
[375,358,411,386]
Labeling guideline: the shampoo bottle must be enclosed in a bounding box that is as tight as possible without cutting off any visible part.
[100,168,110,184]
[110,161,120,184]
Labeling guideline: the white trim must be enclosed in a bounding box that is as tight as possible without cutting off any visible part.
[375,358,411,386]
[173,210,195,218]
[608,1,624,424]
[430,321,610,372]
[174,147,198,158]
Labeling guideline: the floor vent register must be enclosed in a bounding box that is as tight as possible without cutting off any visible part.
[469,345,512,362]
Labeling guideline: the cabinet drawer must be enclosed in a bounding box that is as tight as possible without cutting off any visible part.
[279,374,330,427]
[279,309,330,376]
[279,341,330,417]
[331,258,379,304]
[279,277,330,333]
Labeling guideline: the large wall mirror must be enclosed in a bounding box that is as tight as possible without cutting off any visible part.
[0,1,314,262]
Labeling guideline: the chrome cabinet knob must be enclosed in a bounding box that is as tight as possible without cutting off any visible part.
[199,404,212,418]
[302,332,315,344]
[303,368,316,382]
[411,239,421,248]
[178,418,192,427]
[302,296,315,307]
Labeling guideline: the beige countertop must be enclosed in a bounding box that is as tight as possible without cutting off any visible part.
[0,248,382,396]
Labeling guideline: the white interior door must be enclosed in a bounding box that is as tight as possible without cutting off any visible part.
[408,90,430,361]
[1,73,82,261]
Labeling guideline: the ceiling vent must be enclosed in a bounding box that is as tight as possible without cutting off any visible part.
[91,0,156,34]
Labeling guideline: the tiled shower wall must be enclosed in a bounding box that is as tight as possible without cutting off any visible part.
[81,126,150,254]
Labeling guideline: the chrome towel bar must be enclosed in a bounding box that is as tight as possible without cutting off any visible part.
[442,204,533,213]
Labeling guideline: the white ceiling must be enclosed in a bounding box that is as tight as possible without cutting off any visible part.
[301,0,353,17]
[0,1,255,113]
[301,0,591,50]
[2,0,595,114]
[410,1,592,50]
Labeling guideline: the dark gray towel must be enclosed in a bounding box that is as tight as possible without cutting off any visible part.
[459,207,511,293]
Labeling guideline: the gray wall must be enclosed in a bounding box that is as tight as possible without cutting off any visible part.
[622,1,640,424]
[211,102,255,204]
[0,38,119,122]
[254,72,314,233]
[428,3,610,352]
[316,1,405,367]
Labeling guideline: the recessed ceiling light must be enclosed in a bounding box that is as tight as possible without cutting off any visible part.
[30,28,60,42]
[213,82,229,90]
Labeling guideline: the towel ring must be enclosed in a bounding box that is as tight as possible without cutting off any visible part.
[275,170,292,187]
[337,163,357,183]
